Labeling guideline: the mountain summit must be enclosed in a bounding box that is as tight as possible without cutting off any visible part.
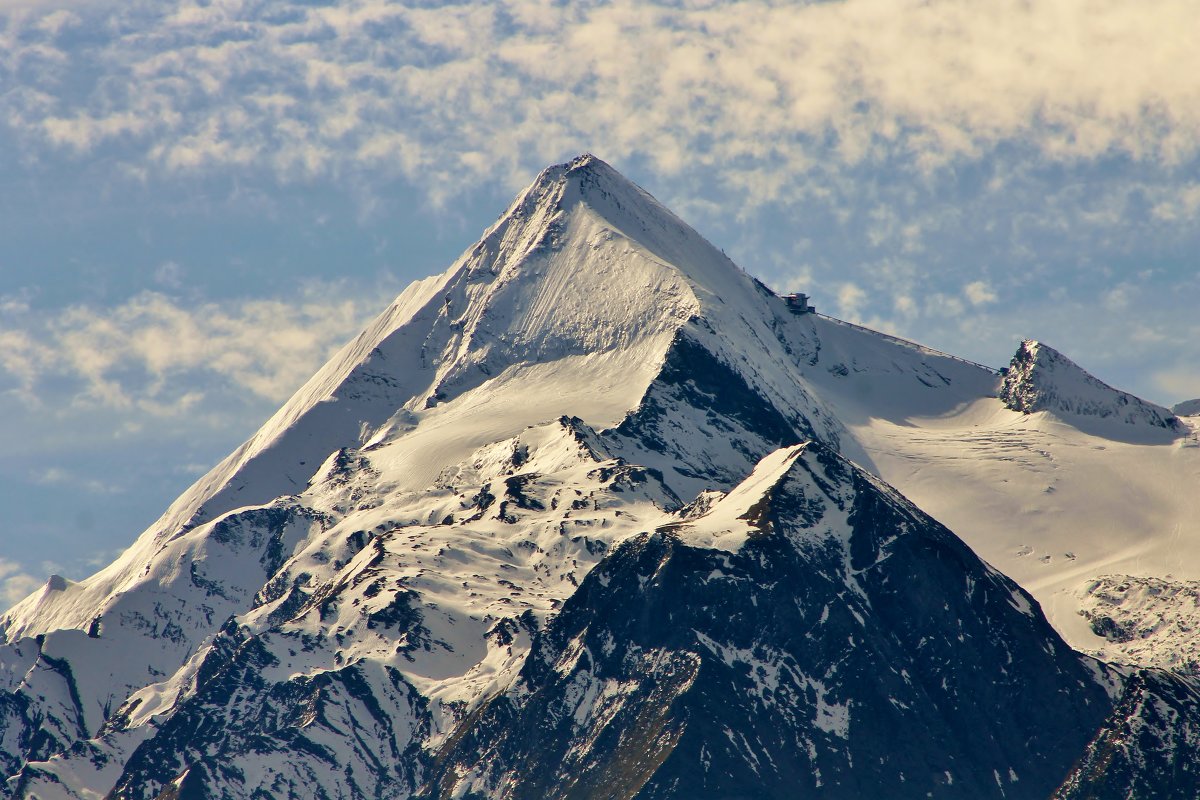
[1000,339,1179,433]
[4,157,1200,799]
[2,154,831,640]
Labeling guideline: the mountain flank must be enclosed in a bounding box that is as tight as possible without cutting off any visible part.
[4,156,1200,799]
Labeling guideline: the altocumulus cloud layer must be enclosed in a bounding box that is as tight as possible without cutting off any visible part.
[4,0,1200,193]
[2,0,1200,606]
[3,0,1199,368]
[0,285,372,415]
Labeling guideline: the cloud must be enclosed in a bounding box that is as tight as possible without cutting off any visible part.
[924,291,966,319]
[0,328,51,400]
[0,0,1198,420]
[1102,282,1137,311]
[154,261,186,289]
[2,0,1199,203]
[1152,367,1200,404]
[1151,183,1200,222]
[33,466,123,494]
[835,282,868,320]
[963,281,997,306]
[0,281,384,420]
[0,559,41,610]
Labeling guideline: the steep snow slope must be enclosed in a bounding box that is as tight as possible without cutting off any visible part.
[80,419,684,800]
[0,155,830,716]
[2,153,834,641]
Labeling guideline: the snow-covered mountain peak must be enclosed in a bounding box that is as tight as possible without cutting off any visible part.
[667,444,807,551]
[999,339,1179,435]
[349,153,840,497]
[519,153,626,209]
[8,159,1200,800]
[492,153,769,312]
[673,439,916,557]
[0,154,829,642]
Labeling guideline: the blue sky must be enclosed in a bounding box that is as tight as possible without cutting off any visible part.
[2,0,1199,606]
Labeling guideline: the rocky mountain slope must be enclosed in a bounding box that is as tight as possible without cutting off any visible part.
[423,443,1123,800]
[3,155,1200,798]
[999,339,1179,431]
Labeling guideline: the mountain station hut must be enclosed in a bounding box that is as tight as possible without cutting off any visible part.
[784,293,815,315]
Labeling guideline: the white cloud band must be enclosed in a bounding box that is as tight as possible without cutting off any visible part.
[0,284,377,417]
[3,0,1199,201]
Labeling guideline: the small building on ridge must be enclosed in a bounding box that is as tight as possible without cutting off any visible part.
[784,293,815,315]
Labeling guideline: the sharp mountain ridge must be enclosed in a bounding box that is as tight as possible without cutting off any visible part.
[3,156,1200,799]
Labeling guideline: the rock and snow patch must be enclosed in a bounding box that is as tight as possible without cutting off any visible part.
[1079,575,1200,676]
[670,445,807,551]
[1000,340,1179,435]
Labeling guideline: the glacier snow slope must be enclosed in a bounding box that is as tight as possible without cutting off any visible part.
[792,319,1200,670]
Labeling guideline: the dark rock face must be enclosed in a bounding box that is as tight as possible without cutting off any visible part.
[421,444,1118,799]
[610,332,818,496]
[103,622,431,800]
[1054,670,1200,800]
[0,640,89,782]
